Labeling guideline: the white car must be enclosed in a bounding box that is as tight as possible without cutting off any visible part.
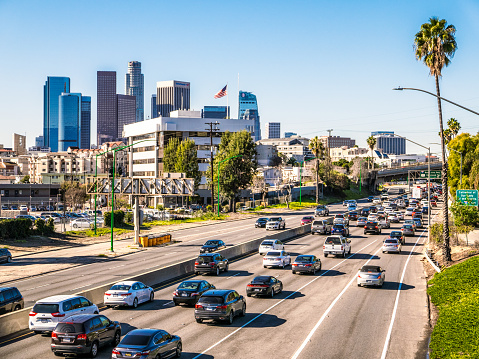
[20,205,28,211]
[357,217,368,227]
[104,281,154,308]
[382,238,402,253]
[70,218,94,229]
[29,295,98,333]
[263,250,291,268]
[266,217,286,230]
[367,214,378,221]
[405,207,414,216]
[373,197,381,204]
[333,214,349,226]
[395,211,404,220]
[388,213,400,223]
[384,207,394,214]
[378,216,391,229]
[259,239,284,255]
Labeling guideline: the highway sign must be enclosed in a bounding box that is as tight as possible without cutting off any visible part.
[420,170,441,179]
[456,189,478,206]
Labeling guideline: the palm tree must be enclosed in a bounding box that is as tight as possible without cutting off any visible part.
[309,136,325,203]
[414,17,457,262]
[366,136,376,170]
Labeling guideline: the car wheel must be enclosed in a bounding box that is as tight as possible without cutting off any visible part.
[216,267,220,276]
[195,271,200,276]
[343,251,346,258]
[7,256,12,263]
[196,318,203,323]
[348,248,351,255]
[94,311,98,314]
[263,265,267,268]
[174,342,182,358]
[312,267,316,275]
[357,283,361,287]
[54,352,63,357]
[227,311,234,324]
[112,331,121,346]
[89,341,99,358]
[281,262,285,269]
[34,330,43,335]
[13,305,21,311]
[292,270,296,274]
[247,293,251,297]
[149,292,154,302]
[132,298,138,308]
[324,253,328,257]
[240,303,246,317]
[271,288,275,298]
[224,264,229,272]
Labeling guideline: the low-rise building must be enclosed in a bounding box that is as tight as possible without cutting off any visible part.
[256,136,312,162]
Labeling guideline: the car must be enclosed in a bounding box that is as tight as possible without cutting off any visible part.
[104,281,154,308]
[311,218,334,235]
[300,216,315,225]
[314,205,329,216]
[422,206,429,214]
[10,205,18,210]
[19,205,28,211]
[430,200,437,207]
[401,224,415,236]
[404,219,417,230]
[263,250,291,268]
[173,280,215,306]
[360,208,371,217]
[29,295,99,333]
[413,217,423,228]
[200,239,226,253]
[357,265,386,287]
[112,328,182,359]
[378,216,391,229]
[347,203,357,211]
[395,211,404,220]
[373,197,381,204]
[368,196,374,202]
[389,230,405,244]
[367,213,378,222]
[364,221,381,235]
[323,235,351,257]
[0,248,13,263]
[194,253,228,275]
[405,207,414,216]
[259,239,284,255]
[292,255,322,275]
[1,204,8,210]
[246,276,283,297]
[333,214,349,226]
[369,206,378,213]
[51,314,121,357]
[357,217,367,227]
[195,289,246,324]
[388,213,400,223]
[0,287,24,314]
[382,238,402,253]
[255,217,269,228]
[266,217,285,230]
[331,224,349,237]
[30,205,37,212]
[14,214,36,221]
[412,209,422,217]
[348,211,358,221]
[384,207,394,214]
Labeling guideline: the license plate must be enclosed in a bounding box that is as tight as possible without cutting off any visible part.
[113,294,118,297]
[62,338,72,343]
[367,280,372,283]
[206,307,214,311]
[41,319,48,323]
[125,354,132,357]
[181,293,188,297]
[254,289,261,292]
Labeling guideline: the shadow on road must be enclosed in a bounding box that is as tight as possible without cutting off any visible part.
[321,269,346,277]
[202,313,287,328]
[350,253,381,260]
[379,281,415,291]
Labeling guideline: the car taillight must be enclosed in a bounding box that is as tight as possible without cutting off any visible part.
[377,275,381,279]
[358,274,361,278]
[195,304,203,309]
[305,264,312,267]
[105,292,111,296]
[191,292,199,296]
[217,305,228,310]
[209,262,215,266]
[173,291,178,296]
[121,293,132,296]
[51,312,65,317]
[77,334,87,340]
[195,261,199,265]
[340,246,343,250]
[29,311,37,316]
[323,245,325,249]
[136,351,150,357]
[375,226,378,229]
[51,332,58,338]
[292,263,297,266]
[112,350,120,355]
[364,226,367,229]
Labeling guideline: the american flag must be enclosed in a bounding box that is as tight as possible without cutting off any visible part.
[214,85,227,99]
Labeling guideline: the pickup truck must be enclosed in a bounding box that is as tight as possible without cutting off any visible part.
[323,235,351,258]
[314,205,329,217]
[311,218,333,235]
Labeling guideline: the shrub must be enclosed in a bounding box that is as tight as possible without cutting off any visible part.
[222,204,230,212]
[125,212,133,223]
[156,204,165,211]
[35,218,55,236]
[206,205,212,212]
[0,218,33,239]
[104,210,125,227]
[430,223,443,244]
[235,202,242,210]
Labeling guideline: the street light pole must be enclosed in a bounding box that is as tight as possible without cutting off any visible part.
[217,154,244,216]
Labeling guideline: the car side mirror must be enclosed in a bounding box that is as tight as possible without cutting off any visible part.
[239,295,244,300]
[382,270,386,272]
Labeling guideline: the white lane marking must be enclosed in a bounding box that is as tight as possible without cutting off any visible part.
[24,283,51,291]
[69,284,92,291]
[226,273,240,279]
[380,228,427,359]
[192,237,380,359]
[299,245,308,249]
[109,264,126,269]
[291,245,383,359]
[163,301,174,306]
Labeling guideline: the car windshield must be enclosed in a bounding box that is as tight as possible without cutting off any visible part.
[361,265,381,273]
[252,276,271,284]
[333,225,344,230]
[55,323,84,333]
[390,231,402,236]
[120,334,151,346]
[204,241,219,246]
[261,241,273,246]
[358,217,367,221]
[269,218,280,221]
[325,237,341,245]
[302,217,311,220]
[385,239,398,244]
[335,215,344,218]
[32,304,59,313]
[198,296,224,304]
[266,251,281,257]
[178,282,200,290]
[296,256,313,262]
[403,225,413,229]
[258,218,268,222]
[196,256,214,263]
[110,284,131,291]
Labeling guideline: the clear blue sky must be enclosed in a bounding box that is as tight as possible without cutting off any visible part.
[1,0,478,155]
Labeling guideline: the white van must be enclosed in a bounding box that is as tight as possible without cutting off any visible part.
[29,295,98,333]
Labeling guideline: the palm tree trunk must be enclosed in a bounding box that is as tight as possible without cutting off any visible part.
[436,74,451,262]
[315,158,319,204]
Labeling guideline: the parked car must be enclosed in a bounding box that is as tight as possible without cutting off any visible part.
[292,255,322,275]
[51,314,121,357]
[263,250,291,268]
[357,265,386,287]
[194,289,246,324]
[382,238,402,254]
[266,217,286,230]
[259,239,284,255]
[19,205,28,211]
[311,218,334,235]
[331,224,349,237]
[364,221,381,235]
[200,240,226,253]
[194,253,228,276]
[0,287,24,314]
[246,276,283,297]
[1,204,8,210]
[0,248,13,263]
[389,230,405,244]
[300,216,315,225]
[29,295,99,333]
[15,214,36,221]
[401,224,415,236]
[173,280,215,306]
[323,235,351,258]
[314,205,329,216]
[104,281,154,308]
[112,328,182,358]
[255,217,269,228]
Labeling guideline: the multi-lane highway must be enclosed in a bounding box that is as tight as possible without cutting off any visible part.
[0,200,432,359]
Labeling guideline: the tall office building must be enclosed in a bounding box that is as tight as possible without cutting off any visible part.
[243,109,260,141]
[156,80,190,117]
[202,106,230,119]
[285,132,297,138]
[117,95,136,139]
[81,97,91,149]
[371,131,406,155]
[35,135,44,147]
[319,135,356,149]
[239,91,260,141]
[265,122,281,139]
[151,94,158,119]
[125,61,144,122]
[97,71,117,145]
[58,93,82,151]
[12,133,26,155]
[44,76,71,152]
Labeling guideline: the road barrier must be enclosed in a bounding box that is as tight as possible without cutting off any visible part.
[0,224,311,339]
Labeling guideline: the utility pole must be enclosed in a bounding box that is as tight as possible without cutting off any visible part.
[205,121,220,211]
[326,129,333,157]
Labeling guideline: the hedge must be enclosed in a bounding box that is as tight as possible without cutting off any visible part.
[104,210,125,227]
[0,218,33,239]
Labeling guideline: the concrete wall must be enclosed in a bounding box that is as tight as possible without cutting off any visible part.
[0,224,310,338]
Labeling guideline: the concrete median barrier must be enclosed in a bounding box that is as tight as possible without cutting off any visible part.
[0,224,310,339]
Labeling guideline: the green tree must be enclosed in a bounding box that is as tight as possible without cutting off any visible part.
[440,118,461,144]
[448,133,479,195]
[61,182,88,210]
[309,136,326,203]
[175,138,201,191]
[163,137,180,172]
[415,17,457,262]
[366,136,376,170]
[20,175,30,183]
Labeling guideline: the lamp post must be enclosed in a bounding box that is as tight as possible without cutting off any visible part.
[449,148,463,187]
[217,155,244,216]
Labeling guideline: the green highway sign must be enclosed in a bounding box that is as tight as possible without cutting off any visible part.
[420,171,441,179]
[456,189,478,206]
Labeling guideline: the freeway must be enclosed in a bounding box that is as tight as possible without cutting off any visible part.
[0,207,432,359]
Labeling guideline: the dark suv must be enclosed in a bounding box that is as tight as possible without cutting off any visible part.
[194,253,229,276]
[195,289,246,324]
[51,314,121,357]
[348,211,358,221]
[0,287,24,314]
[0,248,13,263]
[200,240,226,253]
[364,221,381,235]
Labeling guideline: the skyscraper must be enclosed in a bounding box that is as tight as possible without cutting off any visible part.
[202,106,230,119]
[97,71,117,145]
[81,96,91,149]
[125,61,144,122]
[117,95,136,139]
[265,122,281,139]
[151,94,158,119]
[156,80,190,117]
[12,133,26,155]
[238,91,261,141]
[371,131,406,155]
[44,76,71,152]
[58,93,82,151]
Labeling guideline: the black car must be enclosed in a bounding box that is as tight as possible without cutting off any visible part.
[194,253,228,276]
[194,289,246,324]
[0,248,12,263]
[368,196,374,202]
[348,211,358,221]
[360,208,371,217]
[331,224,349,237]
[0,287,24,314]
[369,206,378,213]
[364,221,381,235]
[255,217,269,228]
[246,276,283,297]
[173,280,215,306]
[389,230,405,245]
[292,255,322,275]
[51,314,121,357]
[112,328,182,359]
[200,240,226,253]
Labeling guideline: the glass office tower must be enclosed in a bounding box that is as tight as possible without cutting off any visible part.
[81,96,91,149]
[238,91,260,141]
[97,71,117,145]
[203,106,230,119]
[58,93,81,151]
[44,76,71,152]
[125,61,144,122]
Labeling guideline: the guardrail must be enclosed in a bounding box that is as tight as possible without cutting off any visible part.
[425,249,441,273]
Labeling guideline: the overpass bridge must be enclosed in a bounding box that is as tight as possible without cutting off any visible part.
[373,161,443,186]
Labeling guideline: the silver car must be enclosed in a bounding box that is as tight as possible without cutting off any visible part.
[357,265,386,287]
[357,217,367,227]
[382,238,402,253]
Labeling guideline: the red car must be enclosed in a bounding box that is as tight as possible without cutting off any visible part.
[430,200,437,207]
[301,216,315,225]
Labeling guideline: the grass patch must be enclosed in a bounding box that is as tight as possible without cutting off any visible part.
[66,227,131,237]
[142,213,228,228]
[427,256,479,358]
[97,254,108,258]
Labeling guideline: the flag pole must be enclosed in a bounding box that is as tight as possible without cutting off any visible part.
[226,83,229,119]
